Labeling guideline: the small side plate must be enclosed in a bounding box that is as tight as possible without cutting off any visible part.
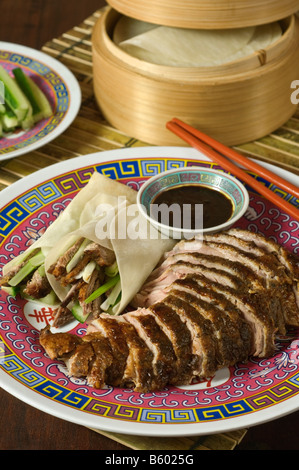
[0,42,81,161]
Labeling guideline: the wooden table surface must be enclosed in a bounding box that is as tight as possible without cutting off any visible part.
[0,0,299,451]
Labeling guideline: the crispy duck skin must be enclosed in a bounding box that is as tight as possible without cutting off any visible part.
[39,326,81,359]
[39,229,299,392]
[146,302,198,385]
[82,332,114,389]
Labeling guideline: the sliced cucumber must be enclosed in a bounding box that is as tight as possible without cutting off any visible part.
[8,261,36,287]
[1,106,18,131]
[7,250,43,288]
[106,300,121,315]
[0,65,32,122]
[20,106,34,130]
[1,285,20,297]
[29,250,45,267]
[0,66,53,136]
[100,280,122,312]
[13,67,41,116]
[66,238,90,273]
[38,290,58,305]
[104,260,119,277]
[85,273,120,304]
[37,264,46,277]
[71,301,89,323]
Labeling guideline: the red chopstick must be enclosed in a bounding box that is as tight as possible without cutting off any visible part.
[166,118,299,221]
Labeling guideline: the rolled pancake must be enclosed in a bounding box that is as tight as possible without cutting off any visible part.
[2,171,138,278]
[44,180,175,315]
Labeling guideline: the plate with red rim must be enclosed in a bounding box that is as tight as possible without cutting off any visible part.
[0,42,81,161]
[0,146,299,437]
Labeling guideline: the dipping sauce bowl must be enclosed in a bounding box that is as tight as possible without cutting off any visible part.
[137,167,249,239]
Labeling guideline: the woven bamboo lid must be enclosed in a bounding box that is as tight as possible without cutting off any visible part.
[107,0,299,29]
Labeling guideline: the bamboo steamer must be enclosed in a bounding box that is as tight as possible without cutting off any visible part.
[92,7,299,146]
[107,0,299,29]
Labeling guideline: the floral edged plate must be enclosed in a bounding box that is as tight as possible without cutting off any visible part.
[0,42,81,161]
[0,146,299,437]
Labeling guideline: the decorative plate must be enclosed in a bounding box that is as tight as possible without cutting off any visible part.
[0,42,81,161]
[0,147,299,437]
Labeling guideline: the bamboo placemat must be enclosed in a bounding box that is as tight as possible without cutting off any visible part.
[0,7,298,450]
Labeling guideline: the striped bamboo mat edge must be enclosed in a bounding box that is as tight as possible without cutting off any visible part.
[89,427,248,451]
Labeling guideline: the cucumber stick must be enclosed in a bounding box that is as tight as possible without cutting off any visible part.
[8,250,45,287]
[1,285,20,297]
[1,104,18,131]
[71,301,89,323]
[29,250,45,266]
[105,260,119,277]
[13,67,41,116]
[100,280,121,312]
[0,65,53,134]
[13,68,52,122]
[85,274,120,304]
[8,261,36,287]
[13,67,52,122]
[0,65,32,122]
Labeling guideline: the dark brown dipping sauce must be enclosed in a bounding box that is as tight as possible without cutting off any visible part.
[151,185,233,230]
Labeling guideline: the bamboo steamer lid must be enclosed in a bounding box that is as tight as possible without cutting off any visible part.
[92,8,299,146]
[107,0,299,29]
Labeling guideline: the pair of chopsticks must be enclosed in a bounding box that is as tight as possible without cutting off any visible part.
[166,118,299,221]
